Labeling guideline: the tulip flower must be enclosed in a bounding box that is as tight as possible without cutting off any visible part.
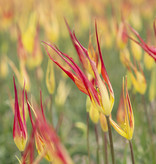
[110,77,134,140]
[17,21,43,70]
[8,58,30,91]
[127,20,156,61]
[116,22,128,50]
[26,91,52,161]
[126,60,147,95]
[20,130,35,164]
[43,21,114,116]
[13,77,27,151]
[25,24,43,69]
[55,79,71,107]
[26,91,73,164]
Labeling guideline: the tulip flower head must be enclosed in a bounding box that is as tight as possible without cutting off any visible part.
[127,20,156,61]
[126,60,147,95]
[17,22,43,70]
[26,91,73,164]
[43,20,114,116]
[55,79,71,107]
[110,77,134,140]
[13,77,27,151]
[116,22,128,50]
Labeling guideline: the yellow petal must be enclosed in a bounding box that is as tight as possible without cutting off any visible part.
[131,40,142,61]
[110,118,128,139]
[46,60,55,94]
[144,52,155,70]
[100,113,108,132]
[89,104,100,124]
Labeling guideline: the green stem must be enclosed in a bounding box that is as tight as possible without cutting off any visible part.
[102,130,108,164]
[94,124,100,164]
[86,113,90,164]
[129,140,135,164]
[106,116,115,164]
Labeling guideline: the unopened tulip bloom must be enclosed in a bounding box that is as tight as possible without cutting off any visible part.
[13,77,27,151]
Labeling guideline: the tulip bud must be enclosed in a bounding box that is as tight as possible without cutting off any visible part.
[46,60,55,94]
[13,77,27,151]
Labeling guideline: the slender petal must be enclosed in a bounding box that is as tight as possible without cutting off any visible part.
[127,24,156,61]
[110,77,134,140]
[13,77,27,151]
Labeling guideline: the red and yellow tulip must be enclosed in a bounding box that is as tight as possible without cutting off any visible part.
[110,77,134,140]
[13,77,27,151]
[43,21,114,116]
[127,20,156,61]
[26,91,73,164]
[126,60,147,95]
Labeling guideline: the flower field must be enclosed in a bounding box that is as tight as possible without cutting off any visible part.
[0,0,156,163]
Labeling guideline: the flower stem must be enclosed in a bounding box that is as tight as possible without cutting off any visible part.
[129,140,135,164]
[86,113,90,164]
[102,130,108,164]
[106,116,115,164]
[94,124,100,164]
